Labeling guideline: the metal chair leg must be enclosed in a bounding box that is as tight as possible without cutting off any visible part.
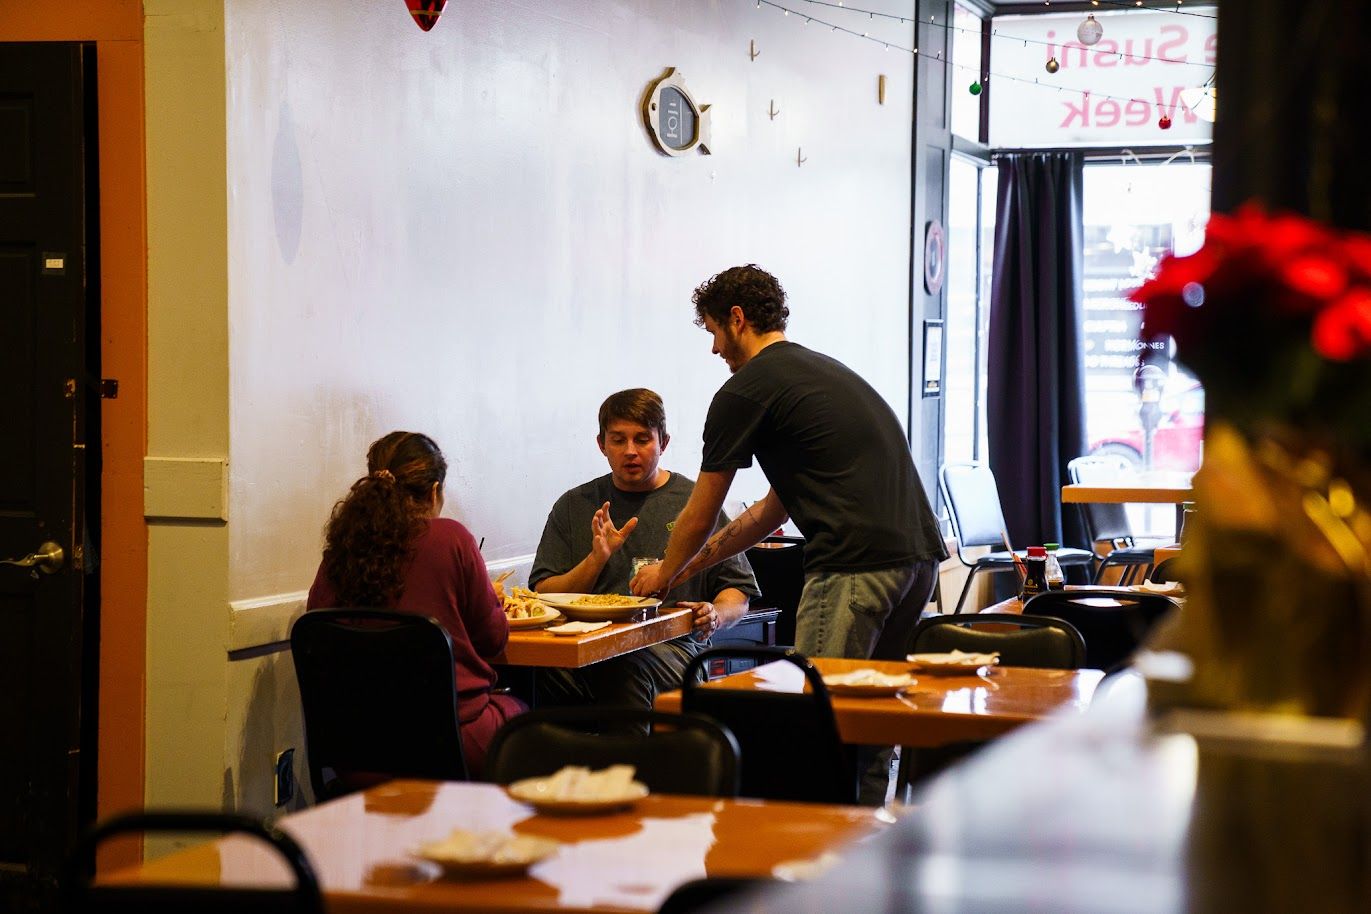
[952,567,981,615]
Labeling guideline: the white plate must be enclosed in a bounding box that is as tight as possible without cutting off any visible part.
[1131,581,1184,595]
[506,777,649,815]
[906,651,1000,675]
[505,606,561,630]
[821,670,917,697]
[545,620,612,637]
[413,831,559,879]
[536,592,663,621]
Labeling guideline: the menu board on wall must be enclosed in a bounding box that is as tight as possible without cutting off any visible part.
[1081,223,1172,380]
[990,7,1217,148]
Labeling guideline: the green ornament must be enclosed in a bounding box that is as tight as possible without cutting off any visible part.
[969,81,982,96]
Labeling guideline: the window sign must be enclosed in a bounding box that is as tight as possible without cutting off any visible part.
[989,8,1216,148]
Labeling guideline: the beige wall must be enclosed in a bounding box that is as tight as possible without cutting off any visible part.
[143,0,232,828]
[141,0,924,815]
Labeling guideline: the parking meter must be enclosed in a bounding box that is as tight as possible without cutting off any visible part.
[1134,365,1165,471]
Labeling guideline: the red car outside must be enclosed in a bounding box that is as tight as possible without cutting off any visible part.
[1088,384,1205,473]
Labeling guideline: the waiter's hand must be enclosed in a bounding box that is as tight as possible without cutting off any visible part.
[679,601,720,639]
[630,561,671,598]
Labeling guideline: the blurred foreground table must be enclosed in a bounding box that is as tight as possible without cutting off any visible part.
[725,675,1371,913]
[101,779,887,913]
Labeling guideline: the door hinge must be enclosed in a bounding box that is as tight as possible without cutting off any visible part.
[100,379,119,399]
[72,545,84,572]
[64,379,76,399]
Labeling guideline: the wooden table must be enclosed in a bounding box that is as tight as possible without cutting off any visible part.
[655,656,1101,748]
[1061,471,1194,537]
[494,609,692,668]
[101,779,887,913]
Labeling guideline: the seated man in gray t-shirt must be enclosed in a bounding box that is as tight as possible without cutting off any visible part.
[530,388,759,718]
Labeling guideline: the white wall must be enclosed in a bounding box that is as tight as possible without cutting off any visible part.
[212,0,920,811]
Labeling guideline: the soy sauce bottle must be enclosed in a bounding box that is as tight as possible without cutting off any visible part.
[1020,545,1049,601]
[1043,543,1067,591]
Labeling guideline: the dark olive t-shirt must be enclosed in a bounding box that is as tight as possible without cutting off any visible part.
[701,341,947,573]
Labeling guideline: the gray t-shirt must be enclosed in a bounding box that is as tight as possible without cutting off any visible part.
[530,472,759,606]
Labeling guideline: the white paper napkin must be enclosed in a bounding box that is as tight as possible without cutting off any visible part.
[545,620,613,635]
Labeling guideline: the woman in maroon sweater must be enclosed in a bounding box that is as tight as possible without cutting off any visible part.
[306,431,525,776]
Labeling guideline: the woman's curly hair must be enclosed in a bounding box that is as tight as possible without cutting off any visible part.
[322,431,448,608]
[692,264,789,333]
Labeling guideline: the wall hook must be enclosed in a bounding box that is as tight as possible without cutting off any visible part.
[796,147,807,167]
[768,99,780,120]
[749,39,760,61]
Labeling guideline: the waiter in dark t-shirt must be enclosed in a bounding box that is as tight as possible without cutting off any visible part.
[631,264,947,665]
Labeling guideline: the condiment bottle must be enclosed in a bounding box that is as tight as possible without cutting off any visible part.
[1043,543,1066,591]
[1020,546,1049,601]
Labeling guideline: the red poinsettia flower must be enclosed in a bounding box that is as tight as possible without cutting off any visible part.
[1312,288,1371,362]
[1282,254,1348,311]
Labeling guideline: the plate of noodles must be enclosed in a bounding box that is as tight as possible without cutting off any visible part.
[534,592,663,621]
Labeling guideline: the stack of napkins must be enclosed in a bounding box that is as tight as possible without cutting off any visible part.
[545,620,613,635]
[1135,580,1183,595]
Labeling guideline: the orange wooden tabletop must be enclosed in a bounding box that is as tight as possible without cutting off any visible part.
[100,780,887,913]
[1061,472,1193,505]
[494,609,693,668]
[655,656,1101,748]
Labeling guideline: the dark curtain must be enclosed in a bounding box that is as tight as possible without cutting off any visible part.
[986,151,1089,554]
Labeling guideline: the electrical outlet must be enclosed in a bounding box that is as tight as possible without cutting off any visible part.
[274,748,296,806]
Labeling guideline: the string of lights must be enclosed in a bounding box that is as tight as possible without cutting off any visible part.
[797,0,1216,22]
[786,0,1216,69]
[755,0,1216,111]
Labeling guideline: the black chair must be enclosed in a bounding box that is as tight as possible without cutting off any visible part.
[897,613,1089,792]
[1149,556,1181,583]
[940,463,1094,613]
[483,707,740,797]
[67,811,323,913]
[743,535,806,647]
[681,647,856,805]
[1067,455,1164,584]
[657,876,773,913]
[291,609,468,801]
[908,613,1088,670]
[1023,589,1180,672]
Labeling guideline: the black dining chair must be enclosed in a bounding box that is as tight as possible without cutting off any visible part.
[66,811,324,914]
[1149,556,1182,583]
[907,613,1088,670]
[290,609,468,801]
[657,876,774,913]
[940,462,1094,613]
[897,613,1088,793]
[1023,588,1180,672]
[742,535,806,647]
[681,647,856,805]
[1067,455,1165,584]
[483,707,741,797]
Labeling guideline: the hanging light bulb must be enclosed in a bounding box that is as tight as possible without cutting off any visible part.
[969,81,982,96]
[1179,86,1218,123]
[1077,14,1103,47]
[1045,56,1060,74]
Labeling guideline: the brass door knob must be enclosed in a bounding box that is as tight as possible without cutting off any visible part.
[1,541,65,576]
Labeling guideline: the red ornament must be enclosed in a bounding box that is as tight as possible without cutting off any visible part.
[1158,114,1173,130]
[404,0,447,32]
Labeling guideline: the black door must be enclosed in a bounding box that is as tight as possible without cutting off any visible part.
[0,42,96,912]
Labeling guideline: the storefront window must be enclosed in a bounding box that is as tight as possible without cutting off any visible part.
[1081,160,1211,532]
[944,156,997,465]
